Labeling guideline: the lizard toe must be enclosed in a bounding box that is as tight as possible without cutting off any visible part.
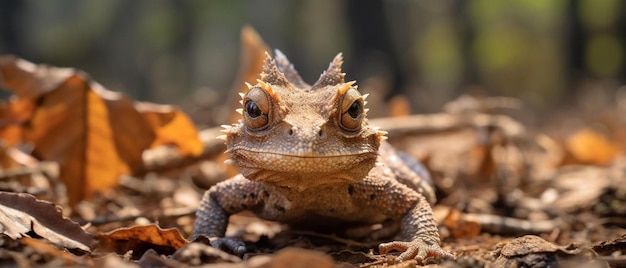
[379,240,452,263]
[210,238,247,256]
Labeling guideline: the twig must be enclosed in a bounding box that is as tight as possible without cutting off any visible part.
[82,206,197,226]
[0,161,58,179]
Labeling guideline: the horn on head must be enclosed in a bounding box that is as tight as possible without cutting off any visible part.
[260,52,289,86]
[311,53,345,90]
[274,49,309,89]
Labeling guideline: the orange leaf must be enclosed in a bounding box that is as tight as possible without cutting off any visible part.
[97,225,188,259]
[443,209,481,239]
[0,56,155,205]
[135,102,203,157]
[0,98,34,146]
[0,55,73,99]
[564,128,620,165]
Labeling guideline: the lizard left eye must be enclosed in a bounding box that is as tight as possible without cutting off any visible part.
[340,88,363,131]
[243,87,271,130]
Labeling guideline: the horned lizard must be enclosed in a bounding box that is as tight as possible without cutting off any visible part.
[193,50,451,263]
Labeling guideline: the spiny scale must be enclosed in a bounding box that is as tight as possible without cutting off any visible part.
[338,81,357,95]
[220,124,232,133]
[256,79,275,95]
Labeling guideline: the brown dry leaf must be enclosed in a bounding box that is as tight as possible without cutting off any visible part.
[564,128,620,165]
[0,55,73,99]
[492,235,583,267]
[138,249,187,268]
[97,224,188,259]
[0,191,95,251]
[443,209,481,239]
[135,102,203,157]
[592,233,626,256]
[548,166,610,213]
[0,98,34,147]
[0,55,203,205]
[32,75,152,204]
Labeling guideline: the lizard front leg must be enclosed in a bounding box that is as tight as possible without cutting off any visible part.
[193,175,266,255]
[378,194,452,263]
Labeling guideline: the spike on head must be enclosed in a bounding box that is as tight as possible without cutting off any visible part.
[376,130,388,142]
[338,81,357,95]
[274,49,310,88]
[311,53,345,90]
[256,79,275,95]
[260,52,289,86]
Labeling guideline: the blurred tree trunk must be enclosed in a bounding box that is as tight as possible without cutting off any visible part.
[0,0,23,56]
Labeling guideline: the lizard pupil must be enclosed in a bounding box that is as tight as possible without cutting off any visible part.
[347,101,361,119]
[245,101,263,118]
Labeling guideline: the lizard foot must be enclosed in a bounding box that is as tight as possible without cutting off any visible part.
[379,240,452,263]
[209,237,247,256]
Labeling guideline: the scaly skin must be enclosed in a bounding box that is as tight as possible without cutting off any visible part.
[193,50,451,263]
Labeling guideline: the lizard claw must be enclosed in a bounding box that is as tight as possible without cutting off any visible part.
[379,240,452,263]
[209,237,247,256]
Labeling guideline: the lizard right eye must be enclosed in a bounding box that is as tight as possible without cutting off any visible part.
[339,88,364,132]
[243,87,270,130]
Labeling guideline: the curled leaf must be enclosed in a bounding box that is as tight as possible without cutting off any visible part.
[0,191,95,251]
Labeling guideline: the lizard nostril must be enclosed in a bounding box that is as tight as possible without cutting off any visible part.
[287,128,294,136]
[318,129,324,137]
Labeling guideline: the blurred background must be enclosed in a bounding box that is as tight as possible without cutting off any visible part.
[1,0,625,128]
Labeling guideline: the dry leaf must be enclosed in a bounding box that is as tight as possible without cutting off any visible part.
[443,209,481,239]
[564,128,620,165]
[97,225,188,259]
[0,55,203,205]
[0,55,73,99]
[0,98,34,147]
[493,235,581,267]
[29,74,152,204]
[0,191,95,251]
[135,102,203,157]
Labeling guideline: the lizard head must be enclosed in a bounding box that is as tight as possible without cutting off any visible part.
[221,50,386,190]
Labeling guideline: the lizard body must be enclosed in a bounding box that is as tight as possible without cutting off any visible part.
[193,51,450,263]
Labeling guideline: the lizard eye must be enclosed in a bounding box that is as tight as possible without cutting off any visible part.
[339,88,364,131]
[243,87,270,130]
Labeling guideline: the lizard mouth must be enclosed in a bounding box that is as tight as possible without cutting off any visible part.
[227,146,377,158]
[228,148,378,187]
